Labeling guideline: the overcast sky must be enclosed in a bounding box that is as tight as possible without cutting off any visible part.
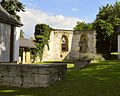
[19,0,119,38]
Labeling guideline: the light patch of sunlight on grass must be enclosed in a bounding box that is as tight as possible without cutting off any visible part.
[95,65,113,70]
[81,68,93,71]
[96,77,109,81]
[91,60,101,63]
[0,90,15,93]
[111,52,118,55]
[67,63,74,68]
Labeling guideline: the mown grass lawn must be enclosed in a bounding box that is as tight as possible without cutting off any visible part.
[1,60,120,96]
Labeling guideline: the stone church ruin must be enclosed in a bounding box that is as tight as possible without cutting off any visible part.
[42,29,96,61]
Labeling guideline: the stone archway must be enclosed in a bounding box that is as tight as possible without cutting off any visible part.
[61,35,68,52]
[79,34,88,53]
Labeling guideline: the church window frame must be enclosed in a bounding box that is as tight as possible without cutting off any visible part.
[61,35,68,52]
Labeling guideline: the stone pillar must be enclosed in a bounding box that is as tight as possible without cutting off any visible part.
[25,49,30,63]
[118,35,120,59]
[22,48,26,64]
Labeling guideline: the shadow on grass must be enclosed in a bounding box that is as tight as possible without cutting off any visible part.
[1,60,120,96]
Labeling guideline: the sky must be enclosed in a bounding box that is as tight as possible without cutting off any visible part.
[19,0,119,38]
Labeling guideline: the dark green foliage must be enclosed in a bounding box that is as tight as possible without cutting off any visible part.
[94,2,120,59]
[34,24,51,44]
[19,48,23,60]
[74,22,94,31]
[34,24,52,60]
[0,0,25,20]
[20,29,24,38]
[19,30,24,59]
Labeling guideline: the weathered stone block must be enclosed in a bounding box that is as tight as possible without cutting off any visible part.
[0,63,67,88]
[35,74,50,84]
[37,67,51,74]
[13,77,22,85]
[23,77,34,84]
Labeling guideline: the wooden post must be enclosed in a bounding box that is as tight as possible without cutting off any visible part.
[10,26,14,62]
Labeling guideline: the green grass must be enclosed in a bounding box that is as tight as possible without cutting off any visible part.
[67,63,74,68]
[111,52,118,54]
[1,60,120,96]
[111,52,118,60]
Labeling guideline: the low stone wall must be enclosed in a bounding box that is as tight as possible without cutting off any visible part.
[0,63,67,88]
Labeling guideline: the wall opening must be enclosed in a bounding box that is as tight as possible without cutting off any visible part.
[61,35,68,52]
[79,34,88,53]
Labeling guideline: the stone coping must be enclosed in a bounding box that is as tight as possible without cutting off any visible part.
[0,63,66,67]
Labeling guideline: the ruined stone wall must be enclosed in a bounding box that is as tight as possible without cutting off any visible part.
[42,29,96,61]
[0,63,67,88]
[42,30,73,61]
[72,31,96,53]
[69,31,96,60]
[87,31,96,53]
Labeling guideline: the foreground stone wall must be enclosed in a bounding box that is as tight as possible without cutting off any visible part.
[0,63,67,88]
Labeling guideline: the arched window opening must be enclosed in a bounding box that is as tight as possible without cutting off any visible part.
[79,34,88,53]
[61,35,68,52]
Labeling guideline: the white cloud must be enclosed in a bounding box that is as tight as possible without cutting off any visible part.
[72,8,79,12]
[18,8,84,38]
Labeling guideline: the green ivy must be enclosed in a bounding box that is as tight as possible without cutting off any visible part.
[34,24,52,60]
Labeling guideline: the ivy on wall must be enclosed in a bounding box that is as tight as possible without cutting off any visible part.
[34,24,52,60]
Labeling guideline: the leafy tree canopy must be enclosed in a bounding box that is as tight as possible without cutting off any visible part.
[0,0,25,20]
[34,24,52,44]
[34,24,52,60]
[74,22,94,31]
[94,1,120,59]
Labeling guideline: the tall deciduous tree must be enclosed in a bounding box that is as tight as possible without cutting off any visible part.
[94,2,120,59]
[0,0,25,20]
[74,22,94,31]
[34,24,52,60]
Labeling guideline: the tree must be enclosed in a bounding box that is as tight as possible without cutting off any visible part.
[20,29,24,38]
[19,29,24,59]
[34,24,52,60]
[94,2,120,59]
[0,0,25,20]
[74,22,94,31]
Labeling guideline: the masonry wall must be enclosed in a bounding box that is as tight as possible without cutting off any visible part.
[42,30,73,61]
[42,30,96,61]
[0,63,67,88]
[67,31,96,60]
